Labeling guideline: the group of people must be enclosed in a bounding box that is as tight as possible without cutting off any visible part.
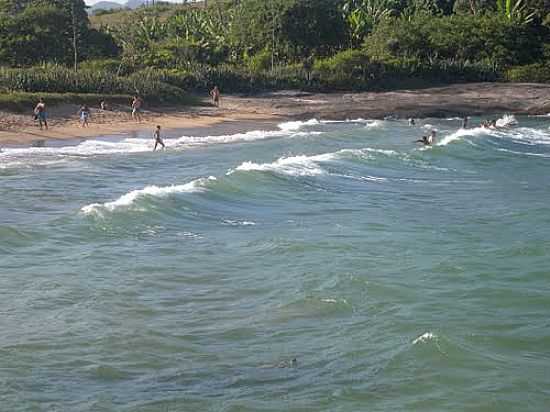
[410,116,470,146]
[480,119,498,129]
[32,85,222,132]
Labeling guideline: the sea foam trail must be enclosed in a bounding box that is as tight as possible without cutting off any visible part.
[277,118,380,132]
[81,176,216,215]
[436,127,493,146]
[174,129,313,146]
[230,147,399,177]
[234,155,327,177]
[0,125,326,165]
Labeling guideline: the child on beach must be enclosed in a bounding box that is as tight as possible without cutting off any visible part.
[210,86,220,107]
[79,104,90,128]
[34,98,48,130]
[153,125,165,151]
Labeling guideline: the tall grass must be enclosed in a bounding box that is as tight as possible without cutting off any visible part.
[0,65,191,103]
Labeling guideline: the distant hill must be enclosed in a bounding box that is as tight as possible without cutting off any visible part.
[90,1,124,12]
[125,0,147,9]
[90,0,150,13]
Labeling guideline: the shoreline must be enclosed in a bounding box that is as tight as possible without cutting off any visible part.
[1,82,549,147]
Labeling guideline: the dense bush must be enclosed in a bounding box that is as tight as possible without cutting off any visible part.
[365,14,545,68]
[314,50,373,89]
[505,63,550,83]
[0,66,188,103]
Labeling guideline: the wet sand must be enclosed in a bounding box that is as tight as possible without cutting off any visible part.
[1,83,549,146]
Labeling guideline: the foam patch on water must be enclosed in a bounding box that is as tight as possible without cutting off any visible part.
[223,219,256,226]
[81,176,215,215]
[364,120,384,128]
[175,129,290,145]
[412,332,437,345]
[0,125,327,169]
[436,127,492,146]
[229,146,403,178]
[277,118,377,132]
[278,119,321,132]
[234,155,326,177]
[508,128,550,145]
[495,114,518,128]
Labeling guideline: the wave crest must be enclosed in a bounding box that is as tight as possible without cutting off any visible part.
[81,177,215,216]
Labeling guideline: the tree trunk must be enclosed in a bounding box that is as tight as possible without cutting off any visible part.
[72,0,78,72]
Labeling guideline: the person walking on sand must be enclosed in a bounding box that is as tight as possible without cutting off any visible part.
[79,104,90,128]
[34,98,48,130]
[210,86,220,107]
[131,96,143,122]
[153,125,165,151]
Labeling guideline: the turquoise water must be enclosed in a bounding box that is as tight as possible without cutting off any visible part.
[1,115,550,411]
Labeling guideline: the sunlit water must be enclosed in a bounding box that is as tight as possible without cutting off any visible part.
[2,115,550,411]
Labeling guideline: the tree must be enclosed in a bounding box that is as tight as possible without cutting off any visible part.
[279,0,347,57]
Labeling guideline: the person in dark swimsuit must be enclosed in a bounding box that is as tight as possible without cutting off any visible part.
[153,125,165,151]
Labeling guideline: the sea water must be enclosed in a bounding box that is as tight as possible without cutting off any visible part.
[1,116,550,411]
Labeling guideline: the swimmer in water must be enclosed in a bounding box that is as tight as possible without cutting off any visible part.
[153,125,165,151]
[415,130,436,145]
[408,118,416,126]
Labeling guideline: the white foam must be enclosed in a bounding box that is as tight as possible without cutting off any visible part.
[412,332,437,345]
[234,155,326,177]
[436,127,491,146]
[364,120,384,128]
[223,220,256,226]
[81,176,215,215]
[278,119,320,132]
[175,129,287,145]
[277,118,376,132]
[495,114,518,128]
[0,125,327,169]
[508,127,550,145]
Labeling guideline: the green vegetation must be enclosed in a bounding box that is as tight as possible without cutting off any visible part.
[0,92,131,112]
[0,0,548,105]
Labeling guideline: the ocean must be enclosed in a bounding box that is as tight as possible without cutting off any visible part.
[1,114,550,411]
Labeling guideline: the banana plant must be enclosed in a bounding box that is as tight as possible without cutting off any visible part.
[343,0,395,46]
[496,0,536,24]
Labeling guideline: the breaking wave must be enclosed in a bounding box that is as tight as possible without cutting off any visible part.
[81,176,216,216]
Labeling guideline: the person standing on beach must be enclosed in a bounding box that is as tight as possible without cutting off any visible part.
[79,104,90,128]
[34,98,48,130]
[131,96,143,122]
[153,125,165,151]
[210,86,220,107]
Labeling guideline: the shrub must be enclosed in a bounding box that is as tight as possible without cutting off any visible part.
[0,65,189,103]
[247,49,273,73]
[365,14,545,68]
[505,63,550,83]
[314,50,374,89]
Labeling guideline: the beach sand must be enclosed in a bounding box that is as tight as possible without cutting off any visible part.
[1,82,549,146]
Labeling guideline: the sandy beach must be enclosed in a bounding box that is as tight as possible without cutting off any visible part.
[1,82,549,146]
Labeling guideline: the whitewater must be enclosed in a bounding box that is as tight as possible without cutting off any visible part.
[1,115,550,411]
